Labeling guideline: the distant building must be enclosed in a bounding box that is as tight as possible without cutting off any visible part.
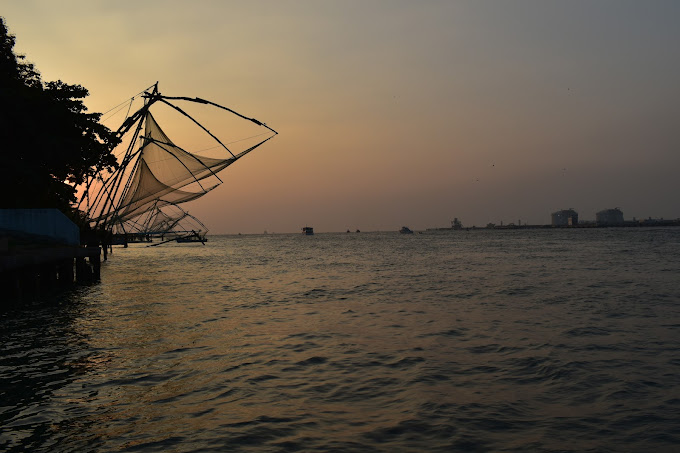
[596,208,624,226]
[551,209,578,226]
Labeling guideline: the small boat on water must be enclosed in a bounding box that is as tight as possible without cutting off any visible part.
[302,226,314,235]
[400,226,414,234]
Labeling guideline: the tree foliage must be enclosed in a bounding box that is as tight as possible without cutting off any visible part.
[0,17,119,215]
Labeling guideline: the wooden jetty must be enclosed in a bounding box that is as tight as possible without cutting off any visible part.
[0,209,102,308]
[0,237,101,306]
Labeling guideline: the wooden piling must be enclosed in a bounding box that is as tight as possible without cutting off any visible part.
[0,243,102,308]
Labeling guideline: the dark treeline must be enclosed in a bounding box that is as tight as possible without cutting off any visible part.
[0,17,118,223]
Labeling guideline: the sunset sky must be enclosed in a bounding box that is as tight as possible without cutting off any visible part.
[4,1,680,233]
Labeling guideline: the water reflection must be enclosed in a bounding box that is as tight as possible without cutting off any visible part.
[1,230,679,451]
[0,290,104,451]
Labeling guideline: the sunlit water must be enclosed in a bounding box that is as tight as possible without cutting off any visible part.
[1,228,679,452]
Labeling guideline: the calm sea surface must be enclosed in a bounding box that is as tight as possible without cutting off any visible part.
[1,228,679,452]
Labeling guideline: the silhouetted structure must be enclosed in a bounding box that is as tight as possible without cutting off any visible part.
[551,209,578,226]
[596,208,624,226]
[1,209,101,307]
[78,83,277,245]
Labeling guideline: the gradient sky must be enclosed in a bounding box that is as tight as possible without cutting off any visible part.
[4,1,680,233]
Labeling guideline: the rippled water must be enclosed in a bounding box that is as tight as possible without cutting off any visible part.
[1,228,679,452]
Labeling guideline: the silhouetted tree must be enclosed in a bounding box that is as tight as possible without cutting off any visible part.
[0,17,119,215]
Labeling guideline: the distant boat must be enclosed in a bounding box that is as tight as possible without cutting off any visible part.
[399,226,414,234]
[302,226,314,235]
